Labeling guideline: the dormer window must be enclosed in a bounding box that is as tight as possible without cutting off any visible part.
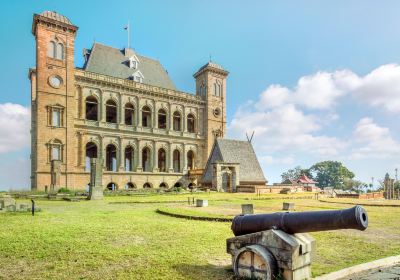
[128,55,139,69]
[132,70,144,83]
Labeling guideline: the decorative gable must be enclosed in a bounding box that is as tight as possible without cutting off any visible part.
[132,70,144,83]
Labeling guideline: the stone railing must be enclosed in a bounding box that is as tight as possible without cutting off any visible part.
[75,69,205,104]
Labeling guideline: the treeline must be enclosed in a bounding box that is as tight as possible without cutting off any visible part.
[281,160,399,192]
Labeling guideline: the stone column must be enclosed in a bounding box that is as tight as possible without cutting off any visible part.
[136,140,142,172]
[118,95,123,125]
[153,140,158,172]
[99,90,105,122]
[118,137,124,171]
[169,146,174,173]
[183,144,188,173]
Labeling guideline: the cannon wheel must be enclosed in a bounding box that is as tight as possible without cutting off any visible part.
[233,245,278,280]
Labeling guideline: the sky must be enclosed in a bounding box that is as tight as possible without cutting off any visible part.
[0,0,399,190]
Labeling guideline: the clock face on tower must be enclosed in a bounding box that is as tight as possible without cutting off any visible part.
[49,75,63,88]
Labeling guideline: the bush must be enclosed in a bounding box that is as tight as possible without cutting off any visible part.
[57,187,74,195]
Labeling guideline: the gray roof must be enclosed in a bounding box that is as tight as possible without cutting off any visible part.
[40,11,72,25]
[84,43,177,90]
[202,139,267,184]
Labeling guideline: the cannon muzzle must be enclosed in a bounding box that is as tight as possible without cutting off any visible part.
[231,206,368,236]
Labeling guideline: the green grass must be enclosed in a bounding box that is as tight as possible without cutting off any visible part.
[0,193,399,279]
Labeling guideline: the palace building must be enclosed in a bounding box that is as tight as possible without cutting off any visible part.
[29,11,228,191]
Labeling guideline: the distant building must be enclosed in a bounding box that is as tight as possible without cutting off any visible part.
[201,139,267,192]
[29,11,229,191]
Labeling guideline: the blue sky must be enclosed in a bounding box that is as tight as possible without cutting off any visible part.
[0,0,399,190]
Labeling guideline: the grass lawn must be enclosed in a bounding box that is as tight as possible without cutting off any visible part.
[0,193,399,279]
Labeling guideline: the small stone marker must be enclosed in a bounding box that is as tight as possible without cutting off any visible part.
[88,158,104,200]
[282,202,295,211]
[196,199,208,207]
[241,204,254,215]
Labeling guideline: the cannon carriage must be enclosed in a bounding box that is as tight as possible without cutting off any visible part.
[226,206,368,280]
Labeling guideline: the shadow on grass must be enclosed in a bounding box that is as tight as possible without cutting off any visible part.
[173,263,236,280]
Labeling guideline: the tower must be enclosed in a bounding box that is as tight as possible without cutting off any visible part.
[193,62,229,165]
[30,11,78,190]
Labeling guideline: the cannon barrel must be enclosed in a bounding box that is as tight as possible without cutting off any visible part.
[231,206,368,236]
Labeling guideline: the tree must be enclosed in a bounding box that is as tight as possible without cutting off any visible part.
[281,166,311,182]
[309,161,354,189]
[343,179,368,193]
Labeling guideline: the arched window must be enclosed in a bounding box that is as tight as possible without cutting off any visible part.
[142,106,152,128]
[158,109,167,129]
[106,144,117,171]
[48,41,56,58]
[106,100,117,123]
[143,182,152,188]
[125,182,136,189]
[173,111,181,131]
[142,147,151,172]
[187,114,195,133]
[106,182,117,191]
[214,81,222,97]
[158,148,166,172]
[173,149,180,173]
[85,142,98,171]
[125,146,134,172]
[56,43,64,60]
[187,150,195,170]
[125,103,134,125]
[159,182,167,188]
[85,96,98,121]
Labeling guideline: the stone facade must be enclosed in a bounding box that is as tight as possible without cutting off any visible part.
[29,11,229,191]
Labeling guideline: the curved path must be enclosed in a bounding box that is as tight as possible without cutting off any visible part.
[336,264,400,280]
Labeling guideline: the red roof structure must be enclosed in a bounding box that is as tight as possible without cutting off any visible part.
[297,175,317,184]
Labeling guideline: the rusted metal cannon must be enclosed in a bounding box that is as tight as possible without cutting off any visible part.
[232,205,368,236]
[227,206,368,280]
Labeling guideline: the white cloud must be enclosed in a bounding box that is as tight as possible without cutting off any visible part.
[0,103,30,153]
[352,64,400,113]
[229,103,345,157]
[350,117,400,159]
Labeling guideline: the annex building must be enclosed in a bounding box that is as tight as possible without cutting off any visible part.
[29,11,229,191]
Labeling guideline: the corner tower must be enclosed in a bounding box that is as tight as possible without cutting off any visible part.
[30,11,78,190]
[193,62,229,164]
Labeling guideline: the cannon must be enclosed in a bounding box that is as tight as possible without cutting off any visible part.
[226,206,368,280]
[232,205,368,236]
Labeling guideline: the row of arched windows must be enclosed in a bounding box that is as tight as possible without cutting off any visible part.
[85,96,196,133]
[85,142,195,173]
[104,181,193,191]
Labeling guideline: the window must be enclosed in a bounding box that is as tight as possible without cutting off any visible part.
[52,146,61,160]
[142,147,151,172]
[158,109,167,129]
[56,43,64,60]
[132,70,144,83]
[187,114,195,133]
[106,144,117,171]
[173,111,181,131]
[48,41,64,60]
[85,96,98,121]
[48,106,63,127]
[85,142,97,171]
[52,109,61,127]
[158,148,166,172]
[48,139,63,162]
[49,76,62,88]
[142,106,151,128]
[125,146,134,171]
[214,81,222,97]
[48,41,56,58]
[187,150,195,170]
[125,103,134,125]
[173,149,180,173]
[106,100,117,123]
